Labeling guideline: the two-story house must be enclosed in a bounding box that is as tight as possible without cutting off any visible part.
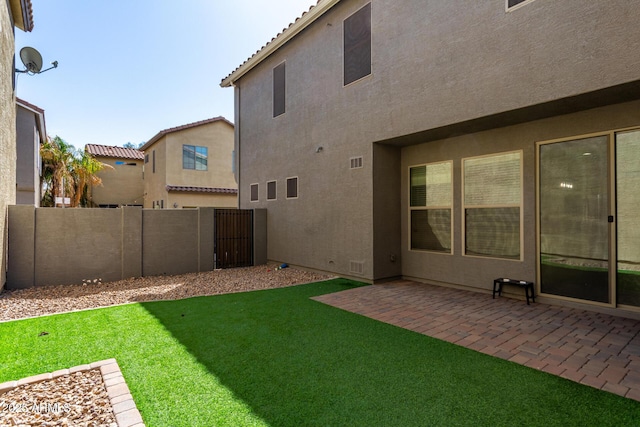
[85,144,144,207]
[2,0,34,289]
[140,117,237,209]
[222,0,640,316]
[16,97,45,206]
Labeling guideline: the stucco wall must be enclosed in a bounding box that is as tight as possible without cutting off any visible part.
[233,0,640,281]
[1,4,17,288]
[15,104,41,206]
[143,120,237,208]
[7,206,266,288]
[90,157,144,206]
[400,100,640,293]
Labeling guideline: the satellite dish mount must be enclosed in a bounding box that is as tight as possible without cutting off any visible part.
[15,47,58,75]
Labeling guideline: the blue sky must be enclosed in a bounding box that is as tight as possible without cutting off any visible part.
[15,0,314,148]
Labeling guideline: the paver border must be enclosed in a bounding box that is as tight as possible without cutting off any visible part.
[0,358,144,427]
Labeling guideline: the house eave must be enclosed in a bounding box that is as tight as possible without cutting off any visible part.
[9,0,34,32]
[220,0,341,88]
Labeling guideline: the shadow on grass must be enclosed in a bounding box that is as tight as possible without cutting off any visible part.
[139,278,640,427]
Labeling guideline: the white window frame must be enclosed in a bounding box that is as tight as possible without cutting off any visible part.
[462,150,523,261]
[250,183,259,203]
[286,176,298,200]
[506,0,536,12]
[408,160,454,255]
[267,180,277,201]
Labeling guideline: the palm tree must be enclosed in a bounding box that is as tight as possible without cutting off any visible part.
[40,136,112,207]
[40,136,75,206]
[69,150,112,207]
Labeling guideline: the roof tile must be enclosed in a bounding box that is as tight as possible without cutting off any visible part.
[141,116,234,151]
[165,186,238,194]
[85,144,145,160]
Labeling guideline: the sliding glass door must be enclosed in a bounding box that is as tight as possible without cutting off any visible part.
[538,129,640,308]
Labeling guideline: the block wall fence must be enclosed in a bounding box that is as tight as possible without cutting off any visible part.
[6,206,266,290]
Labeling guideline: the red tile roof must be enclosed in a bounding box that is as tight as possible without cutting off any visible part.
[141,116,234,151]
[166,186,238,194]
[85,144,145,160]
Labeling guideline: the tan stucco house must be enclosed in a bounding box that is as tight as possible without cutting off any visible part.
[140,117,237,209]
[222,0,640,317]
[16,97,45,206]
[85,144,144,207]
[2,0,34,289]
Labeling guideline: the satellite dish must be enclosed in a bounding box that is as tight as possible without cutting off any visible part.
[20,47,43,74]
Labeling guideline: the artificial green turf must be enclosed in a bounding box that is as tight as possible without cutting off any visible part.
[1,278,639,426]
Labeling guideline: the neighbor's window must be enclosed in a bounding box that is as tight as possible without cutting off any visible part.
[152,150,156,173]
[286,177,298,199]
[463,151,522,260]
[183,145,208,171]
[409,161,453,253]
[250,183,259,202]
[344,3,371,85]
[267,180,277,201]
[144,154,149,164]
[273,62,286,117]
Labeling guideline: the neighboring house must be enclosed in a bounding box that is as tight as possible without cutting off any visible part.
[16,97,45,206]
[221,0,640,316]
[85,144,144,207]
[1,0,34,289]
[140,117,237,209]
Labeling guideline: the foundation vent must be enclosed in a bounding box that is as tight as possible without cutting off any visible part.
[350,156,363,169]
[349,261,364,275]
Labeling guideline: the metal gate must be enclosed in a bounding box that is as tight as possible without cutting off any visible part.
[214,209,254,269]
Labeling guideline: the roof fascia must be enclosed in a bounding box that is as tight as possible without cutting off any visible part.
[220,0,341,87]
[9,0,33,32]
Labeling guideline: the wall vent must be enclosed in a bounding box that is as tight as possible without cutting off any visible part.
[349,261,364,275]
[350,156,363,169]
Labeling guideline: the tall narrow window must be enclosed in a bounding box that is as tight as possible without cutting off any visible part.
[183,145,208,171]
[409,161,453,253]
[250,183,259,202]
[267,180,277,201]
[463,151,522,259]
[152,150,156,173]
[273,62,286,117]
[286,177,298,199]
[344,3,371,85]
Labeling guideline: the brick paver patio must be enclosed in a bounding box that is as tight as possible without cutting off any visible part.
[313,280,640,402]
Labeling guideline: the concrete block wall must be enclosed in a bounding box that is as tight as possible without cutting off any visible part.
[6,206,266,289]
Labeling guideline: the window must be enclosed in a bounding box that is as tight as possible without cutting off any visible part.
[267,180,277,201]
[409,161,453,253]
[273,62,286,117]
[506,0,535,11]
[152,150,156,173]
[286,177,298,199]
[144,154,149,164]
[350,156,363,169]
[344,3,371,85]
[463,151,522,259]
[250,183,259,202]
[183,145,208,171]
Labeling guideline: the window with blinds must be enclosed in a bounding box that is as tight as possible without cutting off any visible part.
[409,161,452,253]
[344,3,371,86]
[463,151,522,259]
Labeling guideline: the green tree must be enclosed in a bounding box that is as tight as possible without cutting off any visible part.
[40,136,112,207]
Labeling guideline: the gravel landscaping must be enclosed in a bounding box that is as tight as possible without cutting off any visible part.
[0,264,332,322]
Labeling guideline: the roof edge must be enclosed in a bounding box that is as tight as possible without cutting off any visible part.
[9,0,34,32]
[140,116,234,152]
[220,0,341,87]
